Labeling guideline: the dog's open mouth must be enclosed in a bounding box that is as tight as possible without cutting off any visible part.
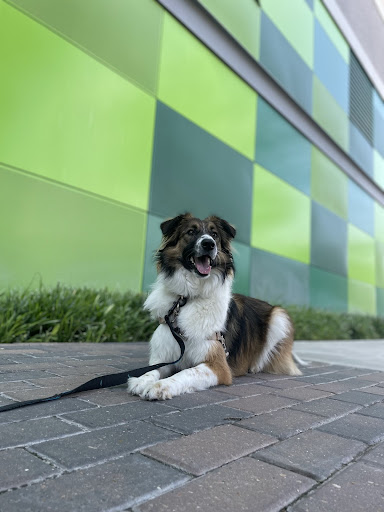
[191,255,212,276]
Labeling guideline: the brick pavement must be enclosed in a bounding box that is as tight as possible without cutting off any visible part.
[0,342,384,511]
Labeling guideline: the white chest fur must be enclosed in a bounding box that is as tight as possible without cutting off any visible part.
[144,269,233,367]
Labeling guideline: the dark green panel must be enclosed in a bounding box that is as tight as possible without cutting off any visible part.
[311,201,347,276]
[256,98,311,194]
[150,102,253,244]
[377,288,384,317]
[232,241,250,296]
[310,267,348,312]
[7,0,163,94]
[0,166,146,291]
[260,12,312,114]
[250,249,309,306]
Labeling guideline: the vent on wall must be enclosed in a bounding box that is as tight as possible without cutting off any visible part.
[349,51,374,144]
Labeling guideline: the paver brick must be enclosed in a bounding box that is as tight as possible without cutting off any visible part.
[357,372,384,383]
[317,413,384,444]
[32,420,180,470]
[329,390,384,406]
[0,417,82,449]
[0,370,57,383]
[312,378,375,393]
[361,440,384,467]
[0,448,58,491]
[142,424,277,475]
[237,408,327,439]
[257,379,310,390]
[0,397,97,425]
[292,397,361,419]
[360,385,384,396]
[357,402,384,419]
[254,430,366,481]
[164,389,232,409]
[222,394,298,414]
[150,403,252,434]
[61,400,174,428]
[290,462,384,511]
[134,457,315,512]
[0,453,188,512]
[216,382,275,397]
[274,386,333,401]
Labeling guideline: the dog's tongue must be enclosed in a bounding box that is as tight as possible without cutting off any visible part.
[195,256,211,275]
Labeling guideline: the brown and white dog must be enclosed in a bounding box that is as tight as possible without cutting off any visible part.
[128,213,301,400]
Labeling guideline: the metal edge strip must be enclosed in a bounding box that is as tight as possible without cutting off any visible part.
[156,0,384,206]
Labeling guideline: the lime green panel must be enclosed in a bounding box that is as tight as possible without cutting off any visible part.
[0,3,156,211]
[252,165,311,263]
[311,147,348,219]
[158,13,257,160]
[348,224,376,285]
[313,76,349,151]
[261,0,314,69]
[314,0,349,63]
[7,0,164,94]
[376,241,384,288]
[348,279,376,316]
[0,166,146,291]
[198,0,260,60]
[376,203,384,243]
[374,150,384,189]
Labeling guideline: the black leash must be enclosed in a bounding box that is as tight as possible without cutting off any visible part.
[0,298,186,414]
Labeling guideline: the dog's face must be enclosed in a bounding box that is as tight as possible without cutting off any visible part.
[157,213,236,280]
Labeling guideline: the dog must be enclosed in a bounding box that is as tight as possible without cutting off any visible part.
[128,213,301,400]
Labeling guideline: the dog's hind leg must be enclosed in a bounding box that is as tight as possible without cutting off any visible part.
[250,307,302,376]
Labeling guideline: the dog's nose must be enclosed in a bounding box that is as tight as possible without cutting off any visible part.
[201,238,215,251]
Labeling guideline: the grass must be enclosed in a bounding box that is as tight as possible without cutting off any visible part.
[0,284,383,343]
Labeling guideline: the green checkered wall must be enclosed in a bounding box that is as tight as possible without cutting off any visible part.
[0,0,383,316]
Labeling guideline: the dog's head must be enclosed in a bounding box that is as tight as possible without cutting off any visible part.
[156,213,236,280]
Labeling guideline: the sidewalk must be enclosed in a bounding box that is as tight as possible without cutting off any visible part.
[0,341,384,511]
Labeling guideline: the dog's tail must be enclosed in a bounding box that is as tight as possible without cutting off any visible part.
[292,352,309,367]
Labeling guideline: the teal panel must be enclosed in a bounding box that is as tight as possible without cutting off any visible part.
[260,12,312,114]
[7,0,163,94]
[311,201,347,276]
[349,122,374,178]
[250,249,309,307]
[314,20,349,112]
[198,0,260,60]
[256,98,311,194]
[310,267,348,312]
[232,241,251,296]
[348,180,374,237]
[0,166,146,291]
[142,213,164,292]
[377,288,384,317]
[150,102,253,245]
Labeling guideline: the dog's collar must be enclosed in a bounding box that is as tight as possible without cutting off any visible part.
[158,295,229,358]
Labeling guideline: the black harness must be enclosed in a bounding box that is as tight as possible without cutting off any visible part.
[0,297,187,414]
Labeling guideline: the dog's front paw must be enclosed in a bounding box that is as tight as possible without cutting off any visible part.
[140,380,174,401]
[127,371,159,396]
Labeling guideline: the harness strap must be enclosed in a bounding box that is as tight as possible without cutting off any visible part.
[0,298,187,414]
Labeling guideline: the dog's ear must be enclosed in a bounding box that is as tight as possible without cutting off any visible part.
[209,216,236,240]
[160,213,192,238]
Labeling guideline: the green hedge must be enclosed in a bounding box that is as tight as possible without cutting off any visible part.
[0,285,383,343]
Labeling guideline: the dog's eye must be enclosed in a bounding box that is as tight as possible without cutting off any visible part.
[211,232,218,239]
[187,229,195,236]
